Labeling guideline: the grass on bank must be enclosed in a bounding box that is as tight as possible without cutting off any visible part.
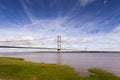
[81,68,120,80]
[0,57,120,80]
[0,57,80,80]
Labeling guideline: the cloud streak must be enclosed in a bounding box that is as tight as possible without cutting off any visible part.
[78,0,95,6]
[19,0,35,23]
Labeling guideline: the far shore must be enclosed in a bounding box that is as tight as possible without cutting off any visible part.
[0,51,119,53]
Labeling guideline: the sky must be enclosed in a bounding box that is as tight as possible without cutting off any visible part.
[0,0,120,51]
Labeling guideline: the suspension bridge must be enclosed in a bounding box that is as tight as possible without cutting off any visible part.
[0,36,78,53]
[0,36,119,53]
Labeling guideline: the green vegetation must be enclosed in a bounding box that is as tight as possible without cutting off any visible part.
[0,57,120,80]
[80,68,120,80]
[0,57,80,80]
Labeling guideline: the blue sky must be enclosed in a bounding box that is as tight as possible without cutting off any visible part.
[0,0,120,51]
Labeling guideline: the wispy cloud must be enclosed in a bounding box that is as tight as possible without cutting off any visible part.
[19,0,35,23]
[112,24,120,33]
[0,15,120,51]
[103,0,107,5]
[78,0,95,6]
[0,3,6,10]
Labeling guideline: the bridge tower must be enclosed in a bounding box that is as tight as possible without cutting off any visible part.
[57,36,61,53]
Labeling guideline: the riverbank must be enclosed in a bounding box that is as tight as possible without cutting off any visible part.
[0,57,120,80]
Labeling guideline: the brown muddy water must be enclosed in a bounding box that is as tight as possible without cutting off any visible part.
[0,52,120,76]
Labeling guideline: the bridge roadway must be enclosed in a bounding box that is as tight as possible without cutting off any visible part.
[0,45,76,51]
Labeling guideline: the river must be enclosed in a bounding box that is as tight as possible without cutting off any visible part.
[0,52,120,76]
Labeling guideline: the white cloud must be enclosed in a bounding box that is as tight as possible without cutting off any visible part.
[78,0,95,6]
[22,36,34,41]
[0,16,120,51]
[112,25,120,33]
[77,37,94,43]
